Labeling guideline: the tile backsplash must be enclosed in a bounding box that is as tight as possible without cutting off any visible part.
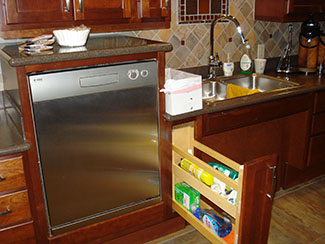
[1,0,324,91]
[134,0,325,69]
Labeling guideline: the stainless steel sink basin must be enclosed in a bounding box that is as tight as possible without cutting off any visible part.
[202,73,300,101]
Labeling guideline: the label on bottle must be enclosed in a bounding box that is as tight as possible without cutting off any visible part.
[202,214,218,235]
[240,54,252,71]
[223,62,234,76]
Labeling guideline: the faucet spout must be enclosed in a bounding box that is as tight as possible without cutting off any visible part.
[208,14,247,79]
[210,14,247,58]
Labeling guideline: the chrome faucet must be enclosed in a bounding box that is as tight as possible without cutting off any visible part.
[209,14,248,79]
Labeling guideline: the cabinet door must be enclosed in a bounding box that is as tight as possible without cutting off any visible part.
[239,155,277,244]
[73,0,131,23]
[3,0,72,24]
[141,0,170,22]
[286,0,324,15]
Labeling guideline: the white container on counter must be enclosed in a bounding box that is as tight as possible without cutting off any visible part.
[161,68,202,116]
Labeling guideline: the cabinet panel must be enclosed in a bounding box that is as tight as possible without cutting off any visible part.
[0,190,31,227]
[0,156,26,193]
[238,155,276,244]
[141,0,169,21]
[74,0,131,22]
[287,0,324,15]
[202,94,312,136]
[255,0,325,22]
[0,221,35,244]
[314,90,325,113]
[311,112,325,135]
[3,0,73,24]
[307,134,325,167]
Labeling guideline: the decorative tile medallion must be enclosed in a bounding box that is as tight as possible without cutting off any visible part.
[178,0,229,24]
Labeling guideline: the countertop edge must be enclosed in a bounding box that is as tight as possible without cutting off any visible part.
[164,83,325,122]
[0,142,30,156]
[7,43,173,67]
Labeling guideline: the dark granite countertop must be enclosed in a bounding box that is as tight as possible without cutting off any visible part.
[0,35,173,67]
[164,64,325,122]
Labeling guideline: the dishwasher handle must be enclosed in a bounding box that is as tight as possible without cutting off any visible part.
[79,73,119,88]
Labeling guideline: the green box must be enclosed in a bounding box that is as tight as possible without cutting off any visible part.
[175,182,200,212]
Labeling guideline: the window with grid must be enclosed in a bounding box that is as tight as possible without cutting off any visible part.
[178,0,229,24]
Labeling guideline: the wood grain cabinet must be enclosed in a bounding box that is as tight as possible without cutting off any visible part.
[308,91,325,168]
[0,0,170,38]
[3,0,133,24]
[0,154,35,244]
[283,91,325,188]
[197,94,313,190]
[255,0,325,22]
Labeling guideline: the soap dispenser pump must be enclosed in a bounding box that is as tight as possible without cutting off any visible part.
[223,54,234,76]
[240,40,253,74]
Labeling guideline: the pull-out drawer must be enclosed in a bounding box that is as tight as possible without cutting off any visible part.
[0,157,26,193]
[0,190,31,227]
[0,221,35,244]
[171,122,277,244]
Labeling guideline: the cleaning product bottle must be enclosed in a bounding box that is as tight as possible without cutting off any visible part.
[208,162,238,180]
[180,158,214,186]
[223,53,234,77]
[190,205,232,237]
[240,40,253,74]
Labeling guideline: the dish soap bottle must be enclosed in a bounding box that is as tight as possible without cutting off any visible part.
[190,205,233,237]
[223,54,234,77]
[240,40,253,74]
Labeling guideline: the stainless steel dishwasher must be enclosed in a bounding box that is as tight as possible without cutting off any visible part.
[28,60,160,235]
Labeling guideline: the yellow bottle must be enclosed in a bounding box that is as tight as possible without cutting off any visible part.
[180,158,214,186]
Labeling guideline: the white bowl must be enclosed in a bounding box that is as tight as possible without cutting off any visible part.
[53,27,90,47]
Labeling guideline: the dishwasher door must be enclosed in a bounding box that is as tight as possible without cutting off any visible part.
[28,60,160,235]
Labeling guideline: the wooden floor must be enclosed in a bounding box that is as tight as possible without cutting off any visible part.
[146,176,325,244]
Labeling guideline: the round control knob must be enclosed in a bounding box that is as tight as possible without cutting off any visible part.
[140,70,149,77]
[128,69,139,80]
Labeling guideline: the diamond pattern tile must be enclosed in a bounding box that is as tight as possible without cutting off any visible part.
[131,0,325,69]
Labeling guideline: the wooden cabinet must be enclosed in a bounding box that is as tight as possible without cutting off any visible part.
[73,0,131,23]
[308,91,325,168]
[197,94,313,190]
[255,0,325,22]
[172,123,277,243]
[283,91,325,188]
[3,0,72,24]
[0,0,170,38]
[0,154,35,244]
[3,0,133,24]
[140,0,169,22]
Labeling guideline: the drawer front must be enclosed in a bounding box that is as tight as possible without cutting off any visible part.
[202,93,313,135]
[314,90,325,113]
[0,157,26,193]
[308,134,325,167]
[0,221,35,244]
[311,112,325,135]
[0,190,31,227]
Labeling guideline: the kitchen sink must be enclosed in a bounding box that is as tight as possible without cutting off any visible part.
[202,73,300,101]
